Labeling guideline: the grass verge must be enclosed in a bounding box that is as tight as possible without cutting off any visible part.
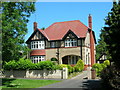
[1,78,61,88]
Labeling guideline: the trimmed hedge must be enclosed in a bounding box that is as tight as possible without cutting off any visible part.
[3,58,85,74]
[3,58,61,70]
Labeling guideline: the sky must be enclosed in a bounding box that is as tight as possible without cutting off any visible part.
[25,2,113,43]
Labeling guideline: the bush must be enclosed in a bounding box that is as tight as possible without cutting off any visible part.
[100,64,120,90]
[3,58,35,70]
[92,60,110,76]
[74,60,84,72]
[3,59,57,70]
[92,63,103,76]
[67,65,74,74]
[59,64,67,68]
[37,60,55,70]
[3,60,17,70]
[16,58,34,70]
[103,60,110,66]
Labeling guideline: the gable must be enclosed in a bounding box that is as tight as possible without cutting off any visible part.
[62,30,78,40]
[26,29,46,44]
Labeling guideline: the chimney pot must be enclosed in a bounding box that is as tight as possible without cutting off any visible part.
[88,14,92,29]
[33,22,37,31]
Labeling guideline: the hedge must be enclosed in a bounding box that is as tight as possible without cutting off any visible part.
[3,58,61,70]
[3,58,85,74]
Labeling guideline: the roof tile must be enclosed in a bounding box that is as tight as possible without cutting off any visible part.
[39,20,89,40]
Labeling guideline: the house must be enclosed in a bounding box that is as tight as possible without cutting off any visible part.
[26,14,96,67]
[97,53,107,63]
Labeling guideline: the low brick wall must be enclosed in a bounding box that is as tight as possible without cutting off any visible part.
[3,68,68,79]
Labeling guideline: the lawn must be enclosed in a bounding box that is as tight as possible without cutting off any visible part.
[1,78,61,88]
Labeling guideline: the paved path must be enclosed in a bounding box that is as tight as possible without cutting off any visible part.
[39,67,92,88]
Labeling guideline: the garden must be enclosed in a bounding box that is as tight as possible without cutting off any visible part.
[3,58,84,76]
[1,58,84,88]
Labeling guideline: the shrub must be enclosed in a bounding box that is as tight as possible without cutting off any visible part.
[37,60,55,70]
[3,58,34,70]
[3,59,60,70]
[3,60,17,70]
[92,63,103,76]
[16,58,34,70]
[103,60,110,66]
[100,64,120,90]
[67,65,73,74]
[74,60,84,72]
[59,64,67,68]
[92,60,110,76]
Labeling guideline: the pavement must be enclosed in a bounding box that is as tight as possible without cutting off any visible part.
[38,67,98,89]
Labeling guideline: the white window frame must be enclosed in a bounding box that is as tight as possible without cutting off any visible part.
[65,39,77,47]
[30,56,45,63]
[31,41,45,49]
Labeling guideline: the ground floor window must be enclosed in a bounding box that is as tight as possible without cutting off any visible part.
[62,55,79,64]
[68,56,79,64]
[30,56,45,63]
[85,53,90,65]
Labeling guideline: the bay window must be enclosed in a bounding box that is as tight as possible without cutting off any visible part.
[30,56,45,63]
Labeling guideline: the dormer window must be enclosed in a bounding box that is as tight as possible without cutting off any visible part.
[31,41,45,49]
[65,39,77,47]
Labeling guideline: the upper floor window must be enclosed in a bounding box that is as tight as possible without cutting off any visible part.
[65,39,77,47]
[50,41,60,48]
[31,41,45,49]
[51,42,55,48]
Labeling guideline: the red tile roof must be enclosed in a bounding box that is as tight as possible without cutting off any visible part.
[30,50,46,56]
[38,20,89,41]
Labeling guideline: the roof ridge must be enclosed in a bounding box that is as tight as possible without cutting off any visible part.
[54,20,80,24]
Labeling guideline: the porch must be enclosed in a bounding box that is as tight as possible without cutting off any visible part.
[62,55,81,65]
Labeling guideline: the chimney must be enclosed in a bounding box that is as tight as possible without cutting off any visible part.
[88,14,95,66]
[88,14,92,29]
[33,22,37,31]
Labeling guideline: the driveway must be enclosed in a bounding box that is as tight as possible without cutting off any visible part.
[38,67,96,89]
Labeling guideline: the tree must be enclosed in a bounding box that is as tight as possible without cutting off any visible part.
[102,1,120,67]
[41,27,45,30]
[96,29,111,60]
[2,2,35,62]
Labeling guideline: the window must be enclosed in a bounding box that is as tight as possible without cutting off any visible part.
[51,42,55,48]
[30,56,45,63]
[68,56,78,64]
[65,39,77,47]
[31,41,45,49]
